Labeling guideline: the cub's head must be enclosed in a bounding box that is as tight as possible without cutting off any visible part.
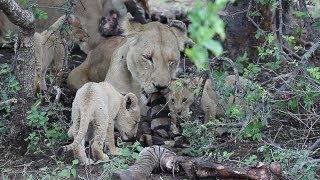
[116,93,141,141]
[118,18,193,94]
[166,78,199,120]
[66,15,89,44]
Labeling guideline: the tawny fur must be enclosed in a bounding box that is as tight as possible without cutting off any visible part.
[167,75,250,123]
[0,0,150,51]
[33,15,88,91]
[68,18,192,105]
[61,81,140,164]
[166,79,197,125]
[201,75,250,122]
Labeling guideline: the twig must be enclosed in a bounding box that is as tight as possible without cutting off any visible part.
[195,70,209,107]
[0,98,17,106]
[219,57,242,97]
[278,0,284,56]
[272,124,283,143]
[292,39,320,76]
[246,0,266,34]
[283,46,302,60]
[37,5,69,11]
[53,86,63,104]
[298,0,315,24]
[309,138,320,151]
[298,159,320,169]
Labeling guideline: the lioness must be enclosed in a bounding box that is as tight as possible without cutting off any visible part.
[59,81,140,164]
[34,15,88,91]
[68,18,193,105]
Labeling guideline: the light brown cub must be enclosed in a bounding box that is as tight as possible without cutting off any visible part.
[201,75,250,122]
[165,78,198,124]
[34,15,88,91]
[59,81,140,164]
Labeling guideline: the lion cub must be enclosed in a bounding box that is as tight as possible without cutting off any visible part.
[167,75,249,123]
[34,15,88,91]
[165,78,198,124]
[60,81,140,164]
[201,75,250,122]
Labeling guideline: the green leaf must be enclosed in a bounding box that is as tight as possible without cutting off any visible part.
[58,169,70,178]
[34,8,48,20]
[293,10,308,18]
[203,40,223,57]
[312,21,320,31]
[136,146,143,152]
[307,67,320,80]
[120,148,131,157]
[288,99,298,111]
[71,169,77,177]
[255,29,263,39]
[72,159,79,165]
[131,152,139,160]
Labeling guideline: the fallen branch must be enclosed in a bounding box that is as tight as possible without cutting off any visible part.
[114,146,284,180]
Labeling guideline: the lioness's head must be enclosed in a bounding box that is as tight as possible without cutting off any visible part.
[166,78,199,120]
[121,18,193,94]
[116,93,141,141]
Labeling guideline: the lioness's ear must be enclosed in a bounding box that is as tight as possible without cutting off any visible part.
[123,93,139,110]
[169,20,194,51]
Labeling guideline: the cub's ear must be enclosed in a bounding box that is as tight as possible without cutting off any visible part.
[123,93,139,110]
[169,20,194,51]
[67,14,80,24]
[186,77,202,91]
[121,13,143,35]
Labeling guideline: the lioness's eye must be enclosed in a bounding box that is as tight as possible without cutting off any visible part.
[171,99,175,103]
[143,55,153,63]
[169,61,177,66]
[182,98,187,103]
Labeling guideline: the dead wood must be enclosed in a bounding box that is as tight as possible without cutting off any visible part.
[113,146,284,180]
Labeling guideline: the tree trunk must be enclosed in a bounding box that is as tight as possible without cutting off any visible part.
[0,0,35,154]
[222,0,292,61]
[9,35,36,153]
[222,0,270,61]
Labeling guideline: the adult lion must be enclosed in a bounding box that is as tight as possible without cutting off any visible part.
[68,18,193,107]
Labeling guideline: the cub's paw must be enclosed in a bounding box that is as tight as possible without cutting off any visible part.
[103,153,111,161]
[109,147,121,156]
[81,158,94,165]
